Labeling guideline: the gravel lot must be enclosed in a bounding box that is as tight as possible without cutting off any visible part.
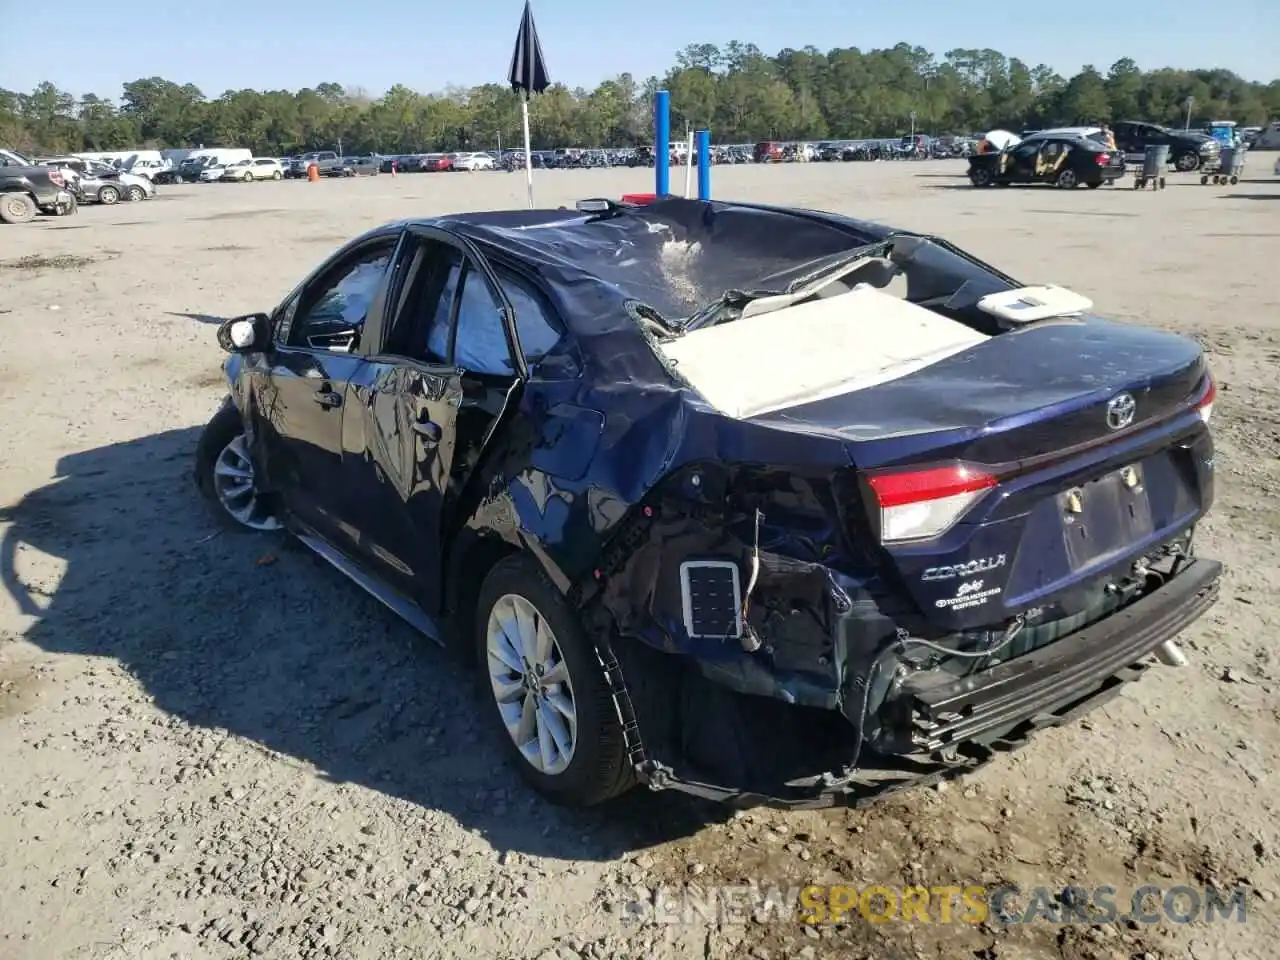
[1,161,1278,960]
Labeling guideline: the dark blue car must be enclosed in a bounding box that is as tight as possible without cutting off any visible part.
[196,197,1221,809]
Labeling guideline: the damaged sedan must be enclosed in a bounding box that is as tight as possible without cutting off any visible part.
[195,196,1221,809]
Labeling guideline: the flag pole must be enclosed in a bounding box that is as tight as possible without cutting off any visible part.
[521,90,534,208]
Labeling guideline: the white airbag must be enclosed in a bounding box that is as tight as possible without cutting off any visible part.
[660,285,988,419]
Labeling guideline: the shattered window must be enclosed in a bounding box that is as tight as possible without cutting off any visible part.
[454,267,512,376]
[499,274,562,362]
[292,244,395,349]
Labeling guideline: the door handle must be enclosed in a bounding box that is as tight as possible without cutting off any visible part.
[412,419,442,445]
[313,388,343,408]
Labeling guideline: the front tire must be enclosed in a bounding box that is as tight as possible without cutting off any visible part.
[475,554,635,807]
[194,404,281,532]
[969,167,993,187]
[127,185,145,201]
[1054,169,1078,189]
[1174,152,1199,172]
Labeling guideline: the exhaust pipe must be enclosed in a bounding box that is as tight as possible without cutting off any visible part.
[1154,640,1188,667]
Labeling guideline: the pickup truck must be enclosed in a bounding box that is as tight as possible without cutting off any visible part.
[288,151,342,178]
[0,149,78,223]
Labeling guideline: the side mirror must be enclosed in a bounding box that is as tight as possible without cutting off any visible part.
[216,313,271,353]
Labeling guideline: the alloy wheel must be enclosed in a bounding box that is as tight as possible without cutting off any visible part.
[212,434,280,530]
[485,593,578,776]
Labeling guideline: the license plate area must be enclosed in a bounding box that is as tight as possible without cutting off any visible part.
[1061,464,1154,569]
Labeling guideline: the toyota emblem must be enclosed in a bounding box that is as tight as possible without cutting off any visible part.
[1105,392,1136,430]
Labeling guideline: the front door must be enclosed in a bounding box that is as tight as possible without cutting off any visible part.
[1006,142,1040,181]
[254,236,398,540]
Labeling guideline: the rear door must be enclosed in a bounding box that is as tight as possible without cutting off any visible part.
[252,233,401,541]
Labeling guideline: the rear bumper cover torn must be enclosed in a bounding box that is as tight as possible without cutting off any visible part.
[640,557,1222,808]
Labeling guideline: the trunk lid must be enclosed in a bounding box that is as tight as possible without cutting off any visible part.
[750,318,1214,632]
[754,317,1207,467]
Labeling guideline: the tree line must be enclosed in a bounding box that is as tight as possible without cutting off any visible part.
[3,42,1276,157]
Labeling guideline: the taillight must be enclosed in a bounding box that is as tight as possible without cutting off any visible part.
[1096,153,1110,166]
[865,462,997,543]
[48,170,65,187]
[1195,375,1215,425]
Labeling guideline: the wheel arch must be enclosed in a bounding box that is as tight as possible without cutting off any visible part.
[441,530,521,663]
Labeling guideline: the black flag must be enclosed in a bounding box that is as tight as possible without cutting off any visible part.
[507,0,550,96]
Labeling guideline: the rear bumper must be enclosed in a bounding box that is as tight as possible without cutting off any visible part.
[644,557,1221,808]
[897,557,1221,751]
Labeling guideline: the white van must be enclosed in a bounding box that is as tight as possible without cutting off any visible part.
[192,148,252,167]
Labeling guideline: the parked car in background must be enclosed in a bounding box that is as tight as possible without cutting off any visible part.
[969,135,1125,189]
[1111,120,1219,172]
[124,156,169,180]
[1250,121,1280,150]
[289,151,341,177]
[0,149,77,223]
[199,164,228,183]
[36,156,154,203]
[420,153,454,172]
[221,158,286,181]
[326,155,381,177]
[754,141,785,162]
[453,152,496,171]
[161,155,223,184]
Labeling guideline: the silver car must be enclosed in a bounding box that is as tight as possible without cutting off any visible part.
[36,157,153,204]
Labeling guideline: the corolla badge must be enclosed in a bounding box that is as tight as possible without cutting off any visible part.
[1105,392,1137,430]
[921,555,1007,581]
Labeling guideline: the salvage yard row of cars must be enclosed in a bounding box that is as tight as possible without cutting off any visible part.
[197,194,1221,809]
[0,148,152,222]
[964,121,1233,189]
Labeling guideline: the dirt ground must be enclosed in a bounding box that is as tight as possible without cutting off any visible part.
[1,161,1278,960]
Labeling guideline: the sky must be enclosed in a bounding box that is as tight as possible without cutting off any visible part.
[3,1,1276,100]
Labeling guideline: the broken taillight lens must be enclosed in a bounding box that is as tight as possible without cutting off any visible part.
[47,170,65,187]
[1095,153,1111,166]
[1195,374,1216,425]
[865,462,997,543]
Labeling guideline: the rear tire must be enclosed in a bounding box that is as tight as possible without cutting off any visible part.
[1054,169,1078,189]
[1086,181,1102,189]
[0,191,37,224]
[475,554,636,807]
[272,170,283,180]
[127,185,145,201]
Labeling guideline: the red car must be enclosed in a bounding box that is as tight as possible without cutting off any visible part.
[421,153,454,172]
[754,140,784,163]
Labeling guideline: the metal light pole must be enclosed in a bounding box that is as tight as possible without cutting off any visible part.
[909,110,917,142]
[1184,96,1194,131]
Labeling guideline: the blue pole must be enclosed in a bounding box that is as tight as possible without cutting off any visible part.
[696,129,711,201]
[655,90,670,197]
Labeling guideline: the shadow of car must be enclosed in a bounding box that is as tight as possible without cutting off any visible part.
[0,428,725,858]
